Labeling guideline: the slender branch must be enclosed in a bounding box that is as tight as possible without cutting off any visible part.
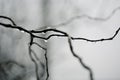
[68,36,93,80]
[32,42,49,80]
[30,28,67,35]
[28,43,40,80]
[31,47,46,79]
[0,16,16,26]
[1,21,120,43]
[0,15,120,80]
[39,6,120,28]
[31,48,40,61]
[44,49,49,80]
[44,27,120,43]
[0,22,30,34]
[32,42,46,50]
[71,27,120,42]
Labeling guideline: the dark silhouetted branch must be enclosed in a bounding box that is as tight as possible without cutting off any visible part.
[0,14,120,80]
[0,16,16,26]
[32,42,49,80]
[28,43,40,80]
[68,36,93,80]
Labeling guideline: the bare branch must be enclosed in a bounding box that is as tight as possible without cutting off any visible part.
[32,42,49,80]
[32,42,46,50]
[0,16,16,26]
[68,36,93,80]
[71,27,120,42]
[28,43,40,80]
[41,6,120,28]
[0,14,120,80]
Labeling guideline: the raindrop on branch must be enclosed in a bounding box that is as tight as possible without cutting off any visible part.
[16,29,20,31]
[41,32,45,34]
[46,26,51,29]
[44,40,48,43]
[20,30,25,33]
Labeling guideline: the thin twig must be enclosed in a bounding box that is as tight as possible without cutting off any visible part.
[39,6,120,28]
[68,36,93,80]
[0,16,16,26]
[0,14,120,80]
[32,42,49,80]
[28,43,40,80]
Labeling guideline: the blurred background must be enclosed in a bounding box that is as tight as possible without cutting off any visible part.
[0,0,120,80]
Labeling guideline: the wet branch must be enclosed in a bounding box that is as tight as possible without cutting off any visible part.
[0,9,120,80]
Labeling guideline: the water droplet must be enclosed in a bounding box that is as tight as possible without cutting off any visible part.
[21,30,25,33]
[47,26,51,29]
[16,29,19,31]
[44,40,48,43]
[41,32,45,34]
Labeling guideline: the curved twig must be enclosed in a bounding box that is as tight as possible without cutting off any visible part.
[68,36,93,80]
[0,15,120,80]
[0,16,16,26]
